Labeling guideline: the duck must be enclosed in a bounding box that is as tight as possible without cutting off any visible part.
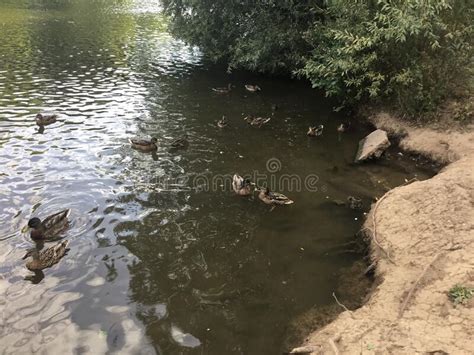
[22,240,69,271]
[35,112,57,126]
[347,196,362,210]
[245,84,261,92]
[244,115,271,127]
[217,116,227,128]
[212,83,232,94]
[307,124,324,137]
[129,137,158,152]
[232,174,252,196]
[258,187,294,205]
[170,134,188,149]
[27,209,70,241]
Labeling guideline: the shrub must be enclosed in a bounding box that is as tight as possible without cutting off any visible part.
[449,285,474,305]
[300,0,473,115]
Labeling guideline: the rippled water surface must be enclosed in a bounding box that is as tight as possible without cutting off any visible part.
[0,1,434,354]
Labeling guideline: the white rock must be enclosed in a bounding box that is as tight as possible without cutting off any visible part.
[355,129,390,162]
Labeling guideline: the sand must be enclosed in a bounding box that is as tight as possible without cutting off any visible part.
[294,113,474,354]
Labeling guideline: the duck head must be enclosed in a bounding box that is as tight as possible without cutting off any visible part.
[28,217,42,230]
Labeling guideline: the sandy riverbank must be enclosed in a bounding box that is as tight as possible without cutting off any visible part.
[293,113,474,354]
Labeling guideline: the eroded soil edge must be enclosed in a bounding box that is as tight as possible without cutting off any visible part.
[295,113,474,354]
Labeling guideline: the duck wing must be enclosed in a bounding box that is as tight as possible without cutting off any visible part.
[40,240,69,269]
[251,117,271,126]
[232,174,244,193]
[269,192,294,204]
[42,209,70,230]
[129,138,153,146]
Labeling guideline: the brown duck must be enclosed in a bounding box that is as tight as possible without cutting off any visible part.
[35,112,57,126]
[212,83,232,94]
[129,137,158,152]
[258,187,294,205]
[23,240,69,271]
[27,209,70,241]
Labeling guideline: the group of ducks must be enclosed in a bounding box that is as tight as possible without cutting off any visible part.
[232,174,294,206]
[32,113,190,273]
[26,83,348,273]
[22,209,71,271]
[28,111,192,272]
[36,112,189,153]
[212,83,261,94]
[211,83,348,136]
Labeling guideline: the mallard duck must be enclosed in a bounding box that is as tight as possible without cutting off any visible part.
[347,196,362,210]
[245,84,261,92]
[129,137,158,152]
[217,116,227,128]
[35,112,57,126]
[307,124,324,137]
[244,116,271,127]
[232,174,252,196]
[170,134,188,149]
[22,240,69,271]
[212,83,232,94]
[258,187,294,205]
[27,209,70,241]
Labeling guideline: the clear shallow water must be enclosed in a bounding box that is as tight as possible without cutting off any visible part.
[0,1,434,354]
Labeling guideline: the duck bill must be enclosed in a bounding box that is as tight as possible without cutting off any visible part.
[21,225,30,233]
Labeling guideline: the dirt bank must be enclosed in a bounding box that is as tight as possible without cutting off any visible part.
[294,113,474,354]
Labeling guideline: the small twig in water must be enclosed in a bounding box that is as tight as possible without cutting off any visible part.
[364,261,376,275]
[332,292,354,318]
[288,345,319,354]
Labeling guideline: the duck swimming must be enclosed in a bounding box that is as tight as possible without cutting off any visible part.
[27,209,70,241]
[258,187,294,205]
[217,116,227,128]
[232,174,252,196]
[245,84,261,92]
[129,137,158,152]
[347,196,362,210]
[212,83,232,94]
[23,240,69,271]
[244,116,271,127]
[307,124,324,137]
[170,134,188,149]
[35,112,57,126]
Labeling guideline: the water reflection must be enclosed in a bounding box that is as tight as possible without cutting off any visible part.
[0,0,434,354]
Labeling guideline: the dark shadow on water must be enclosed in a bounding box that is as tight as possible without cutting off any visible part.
[24,270,45,284]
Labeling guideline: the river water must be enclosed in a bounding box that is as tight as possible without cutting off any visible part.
[0,1,434,354]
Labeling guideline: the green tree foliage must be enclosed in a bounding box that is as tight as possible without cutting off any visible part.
[161,0,325,72]
[300,0,473,114]
[163,0,473,116]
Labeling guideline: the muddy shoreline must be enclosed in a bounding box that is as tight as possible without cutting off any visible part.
[292,113,474,354]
